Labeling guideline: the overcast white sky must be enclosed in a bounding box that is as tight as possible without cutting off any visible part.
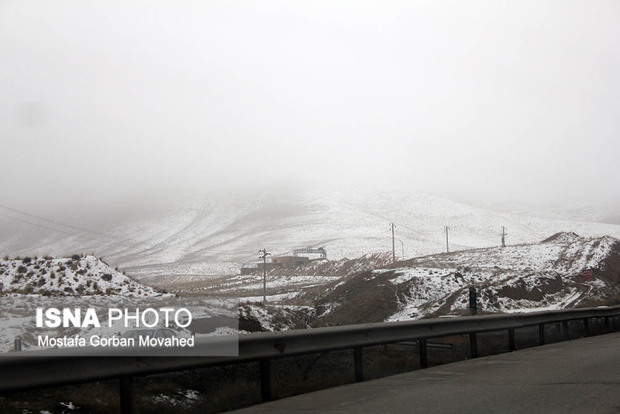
[1,0,619,214]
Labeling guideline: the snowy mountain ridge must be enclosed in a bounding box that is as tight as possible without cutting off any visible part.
[1,189,619,275]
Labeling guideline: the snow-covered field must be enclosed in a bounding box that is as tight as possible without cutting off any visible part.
[145,254,392,304]
[217,274,339,293]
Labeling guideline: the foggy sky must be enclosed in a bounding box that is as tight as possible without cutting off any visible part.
[1,0,619,214]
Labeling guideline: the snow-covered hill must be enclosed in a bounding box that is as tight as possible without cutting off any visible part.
[1,189,619,275]
[314,233,620,326]
[0,255,160,296]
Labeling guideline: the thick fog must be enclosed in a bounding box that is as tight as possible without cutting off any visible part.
[1,1,619,217]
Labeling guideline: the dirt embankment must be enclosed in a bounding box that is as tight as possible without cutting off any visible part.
[497,274,564,301]
[313,270,400,326]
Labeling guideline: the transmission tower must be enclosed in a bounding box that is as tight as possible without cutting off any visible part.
[445,226,450,253]
[501,226,507,248]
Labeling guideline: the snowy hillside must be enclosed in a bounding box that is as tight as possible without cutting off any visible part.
[1,189,619,275]
[0,255,160,296]
[314,233,620,326]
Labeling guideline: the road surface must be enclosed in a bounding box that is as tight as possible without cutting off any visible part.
[230,332,620,413]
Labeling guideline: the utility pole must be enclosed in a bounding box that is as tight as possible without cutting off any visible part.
[501,226,507,248]
[444,226,450,253]
[259,249,271,303]
[469,286,478,315]
[390,223,396,263]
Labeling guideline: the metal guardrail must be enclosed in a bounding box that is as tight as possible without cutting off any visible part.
[1,305,620,413]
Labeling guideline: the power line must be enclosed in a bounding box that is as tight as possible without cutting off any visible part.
[0,204,225,262]
[0,204,143,250]
[0,204,139,247]
[0,211,83,238]
[0,204,111,237]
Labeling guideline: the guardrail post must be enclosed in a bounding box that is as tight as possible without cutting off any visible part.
[469,333,478,359]
[539,323,545,345]
[354,346,364,382]
[419,339,428,368]
[259,359,272,401]
[508,328,515,351]
[562,320,569,340]
[119,377,134,414]
[583,318,590,336]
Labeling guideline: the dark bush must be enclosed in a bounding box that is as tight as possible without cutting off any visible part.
[102,274,113,282]
[17,266,27,274]
[22,257,32,264]
[72,254,81,260]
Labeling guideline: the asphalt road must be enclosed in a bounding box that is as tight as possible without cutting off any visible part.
[230,332,620,413]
